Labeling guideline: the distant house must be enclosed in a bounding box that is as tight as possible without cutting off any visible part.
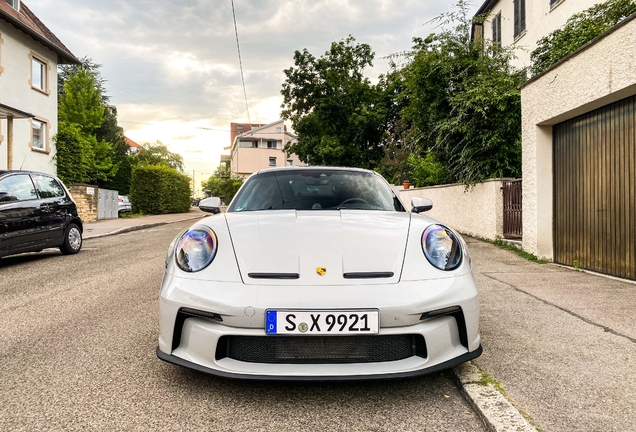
[471,0,601,69]
[0,0,79,174]
[228,119,305,178]
[125,136,143,155]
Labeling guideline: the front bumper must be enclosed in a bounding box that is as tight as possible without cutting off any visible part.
[158,272,481,380]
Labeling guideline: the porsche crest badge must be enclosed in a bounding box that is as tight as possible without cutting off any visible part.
[316,267,327,276]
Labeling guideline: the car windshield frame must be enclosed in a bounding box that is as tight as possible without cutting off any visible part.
[227,169,406,213]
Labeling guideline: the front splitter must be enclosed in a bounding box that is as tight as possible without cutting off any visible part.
[156,345,483,381]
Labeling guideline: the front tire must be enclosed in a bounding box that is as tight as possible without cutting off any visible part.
[59,223,82,255]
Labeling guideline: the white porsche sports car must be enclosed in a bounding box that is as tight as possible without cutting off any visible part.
[157,167,481,380]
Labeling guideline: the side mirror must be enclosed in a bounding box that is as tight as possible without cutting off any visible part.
[411,197,433,213]
[199,197,222,214]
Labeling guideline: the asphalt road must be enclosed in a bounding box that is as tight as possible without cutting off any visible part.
[0,221,487,432]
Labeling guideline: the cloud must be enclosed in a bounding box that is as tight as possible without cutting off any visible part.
[27,0,477,176]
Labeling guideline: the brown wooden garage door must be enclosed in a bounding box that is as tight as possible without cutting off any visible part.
[553,94,636,280]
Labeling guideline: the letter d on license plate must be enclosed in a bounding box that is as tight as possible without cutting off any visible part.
[265,310,379,335]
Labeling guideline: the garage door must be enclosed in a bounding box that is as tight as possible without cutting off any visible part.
[553,94,635,280]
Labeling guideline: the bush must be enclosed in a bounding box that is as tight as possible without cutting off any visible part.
[130,165,191,214]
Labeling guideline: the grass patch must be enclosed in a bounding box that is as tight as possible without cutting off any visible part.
[476,373,506,394]
[119,212,145,218]
[491,239,547,264]
[470,235,547,264]
[473,366,542,431]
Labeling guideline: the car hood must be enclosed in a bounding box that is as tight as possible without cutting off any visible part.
[225,210,411,285]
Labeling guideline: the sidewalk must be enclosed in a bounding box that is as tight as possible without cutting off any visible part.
[83,207,205,239]
[464,237,636,431]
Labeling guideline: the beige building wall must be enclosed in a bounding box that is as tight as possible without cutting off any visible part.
[398,180,508,239]
[230,120,305,177]
[480,0,600,69]
[521,15,636,259]
[0,22,58,174]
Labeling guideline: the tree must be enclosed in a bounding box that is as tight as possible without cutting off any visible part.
[54,121,94,184]
[98,106,134,194]
[136,141,185,172]
[58,56,108,104]
[55,58,119,187]
[396,1,525,184]
[531,0,636,76]
[280,36,388,168]
[59,68,105,134]
[201,166,243,205]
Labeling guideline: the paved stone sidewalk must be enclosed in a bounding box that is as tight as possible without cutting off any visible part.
[83,207,205,239]
[465,237,636,431]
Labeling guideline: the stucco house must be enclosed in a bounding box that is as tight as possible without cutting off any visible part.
[471,0,602,69]
[0,0,78,175]
[228,119,305,178]
[521,13,636,280]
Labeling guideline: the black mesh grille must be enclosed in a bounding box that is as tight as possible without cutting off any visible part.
[216,335,426,364]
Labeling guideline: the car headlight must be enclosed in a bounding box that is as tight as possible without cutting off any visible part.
[421,224,462,271]
[175,225,218,272]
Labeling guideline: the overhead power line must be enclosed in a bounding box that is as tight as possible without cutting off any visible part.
[231,0,251,124]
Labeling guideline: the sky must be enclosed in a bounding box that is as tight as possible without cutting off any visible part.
[27,0,479,191]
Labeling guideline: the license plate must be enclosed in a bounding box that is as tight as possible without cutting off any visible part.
[265,310,379,335]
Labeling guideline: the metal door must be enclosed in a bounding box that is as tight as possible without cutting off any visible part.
[98,189,118,219]
[553,94,636,280]
[502,179,522,239]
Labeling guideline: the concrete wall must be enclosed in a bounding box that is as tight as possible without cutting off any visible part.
[481,0,599,69]
[398,180,509,240]
[521,15,636,259]
[69,184,99,223]
[0,21,58,174]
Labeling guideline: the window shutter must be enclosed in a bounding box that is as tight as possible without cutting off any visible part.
[513,0,519,37]
[520,0,526,34]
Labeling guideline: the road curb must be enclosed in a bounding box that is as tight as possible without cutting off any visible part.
[451,362,536,432]
[84,215,203,239]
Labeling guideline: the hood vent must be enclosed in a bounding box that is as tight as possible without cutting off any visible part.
[343,272,394,279]
[248,273,300,280]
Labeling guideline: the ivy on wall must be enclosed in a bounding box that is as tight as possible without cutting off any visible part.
[531,0,636,76]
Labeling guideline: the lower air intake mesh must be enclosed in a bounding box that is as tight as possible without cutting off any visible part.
[216,335,426,364]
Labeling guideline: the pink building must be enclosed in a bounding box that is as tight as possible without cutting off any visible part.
[228,119,305,178]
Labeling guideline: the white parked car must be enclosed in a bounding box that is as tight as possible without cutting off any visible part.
[118,195,131,214]
[157,167,481,380]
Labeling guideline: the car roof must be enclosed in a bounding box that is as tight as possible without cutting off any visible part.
[255,166,376,175]
[0,170,56,176]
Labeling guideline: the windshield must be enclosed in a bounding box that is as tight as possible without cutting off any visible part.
[228,169,405,212]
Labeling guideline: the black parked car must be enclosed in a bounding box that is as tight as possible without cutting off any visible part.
[0,170,83,259]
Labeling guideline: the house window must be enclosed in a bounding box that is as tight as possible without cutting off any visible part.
[236,124,244,130]
[31,119,45,150]
[550,0,563,8]
[5,0,19,10]
[269,157,277,166]
[276,127,282,133]
[30,53,49,94]
[239,140,257,148]
[286,160,293,166]
[491,13,502,46]
[267,140,277,149]
[514,0,526,39]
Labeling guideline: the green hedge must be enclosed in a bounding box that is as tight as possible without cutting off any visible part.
[129,165,191,214]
